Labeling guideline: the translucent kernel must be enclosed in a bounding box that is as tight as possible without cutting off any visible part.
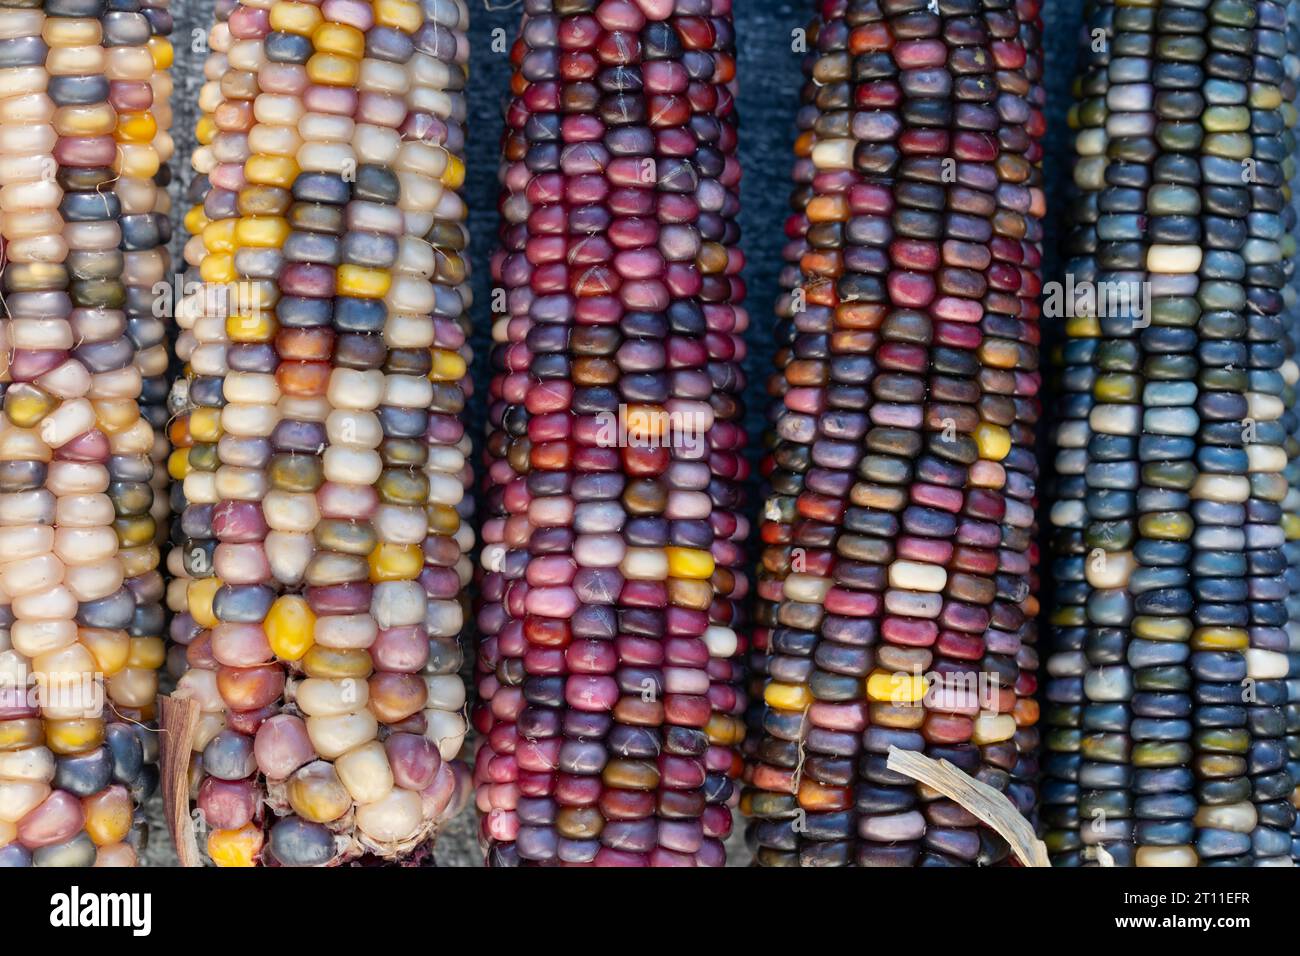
[208,823,263,867]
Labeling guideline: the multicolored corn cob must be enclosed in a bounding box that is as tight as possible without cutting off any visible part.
[167,0,473,867]
[1046,0,1300,867]
[742,0,1045,866]
[474,0,747,867]
[0,0,168,867]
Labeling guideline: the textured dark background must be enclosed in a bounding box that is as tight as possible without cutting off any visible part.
[147,0,1085,866]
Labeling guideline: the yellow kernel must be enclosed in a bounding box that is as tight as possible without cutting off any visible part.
[286,764,351,823]
[764,682,812,711]
[84,787,133,846]
[312,22,364,57]
[149,36,173,69]
[974,422,1011,461]
[5,388,55,428]
[866,669,928,703]
[665,546,715,580]
[244,154,299,188]
[208,824,262,867]
[305,52,359,87]
[203,218,238,254]
[368,542,423,582]
[269,1,323,34]
[114,111,157,143]
[373,0,421,32]
[167,448,192,480]
[441,153,465,190]
[301,646,372,679]
[93,399,140,434]
[226,311,278,343]
[195,115,217,145]
[119,547,159,582]
[126,637,166,671]
[199,253,236,285]
[235,216,290,248]
[1192,627,1249,651]
[46,718,105,756]
[1065,313,1101,338]
[336,264,391,298]
[427,504,460,536]
[265,595,315,662]
[0,719,43,752]
[705,713,745,746]
[187,576,223,630]
[81,629,130,677]
[429,349,467,381]
[189,407,223,443]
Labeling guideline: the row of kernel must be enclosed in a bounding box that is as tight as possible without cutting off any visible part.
[170,0,265,866]
[743,1,876,868]
[1189,0,1266,867]
[135,0,175,752]
[107,0,170,863]
[1008,0,1045,846]
[738,0,816,863]
[903,0,1042,865]
[1236,0,1292,866]
[1285,0,1300,864]
[1075,0,1152,867]
[1126,0,1203,868]
[692,0,749,854]
[166,0,236,782]
[1041,0,1112,867]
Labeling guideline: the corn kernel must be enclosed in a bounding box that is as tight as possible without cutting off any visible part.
[208,824,263,867]
[265,595,316,662]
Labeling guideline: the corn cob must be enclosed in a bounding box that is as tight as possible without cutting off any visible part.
[169,0,472,867]
[474,0,745,867]
[742,0,1045,866]
[1046,0,1300,868]
[0,0,167,867]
